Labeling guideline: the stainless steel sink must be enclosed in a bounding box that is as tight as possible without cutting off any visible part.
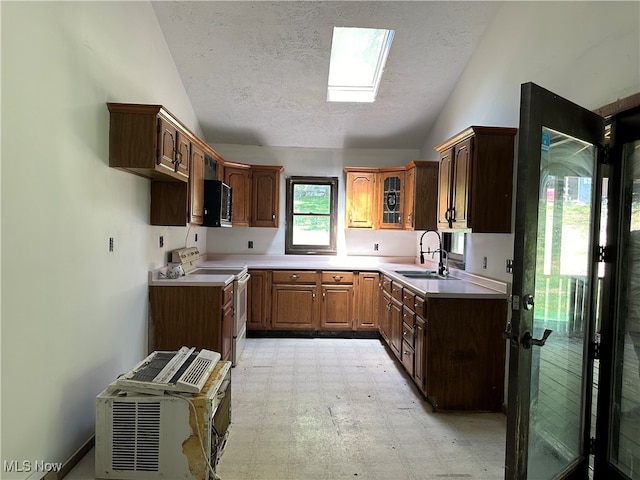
[394,270,459,280]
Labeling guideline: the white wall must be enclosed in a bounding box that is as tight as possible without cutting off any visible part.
[420,1,640,283]
[1,2,205,476]
[206,144,421,257]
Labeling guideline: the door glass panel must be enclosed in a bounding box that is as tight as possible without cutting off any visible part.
[528,127,596,478]
[611,139,640,478]
[382,176,401,224]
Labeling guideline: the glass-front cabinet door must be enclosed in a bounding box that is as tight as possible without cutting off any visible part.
[506,83,640,480]
[378,170,404,229]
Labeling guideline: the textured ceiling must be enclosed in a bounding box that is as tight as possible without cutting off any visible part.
[152,1,501,149]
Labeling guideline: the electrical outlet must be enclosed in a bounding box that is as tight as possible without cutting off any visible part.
[159,236,164,248]
[248,241,254,249]
[374,243,379,251]
[506,259,513,274]
[482,256,488,269]
[109,237,114,252]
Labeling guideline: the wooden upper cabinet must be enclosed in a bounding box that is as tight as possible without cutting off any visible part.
[345,169,377,228]
[189,142,205,225]
[436,126,517,233]
[378,169,405,230]
[251,166,283,227]
[404,161,439,231]
[223,163,251,227]
[108,103,191,182]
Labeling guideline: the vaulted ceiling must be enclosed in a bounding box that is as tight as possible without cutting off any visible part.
[152,1,501,149]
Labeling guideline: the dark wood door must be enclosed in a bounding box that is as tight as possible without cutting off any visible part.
[356,272,380,330]
[224,166,250,226]
[437,147,453,229]
[451,137,471,229]
[321,285,353,329]
[251,168,280,227]
[271,285,317,329]
[346,171,376,228]
[189,144,204,225]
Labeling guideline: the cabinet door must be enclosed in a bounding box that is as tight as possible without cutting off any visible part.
[175,131,190,179]
[189,144,205,225]
[379,290,392,344]
[251,168,280,227]
[248,270,270,329]
[403,166,416,229]
[224,166,250,226]
[149,286,222,353]
[437,147,454,229]
[451,137,472,229]
[271,285,317,329]
[379,171,405,229]
[414,315,426,393]
[355,272,379,330]
[389,299,403,358]
[321,285,353,330]
[158,117,179,173]
[345,171,376,228]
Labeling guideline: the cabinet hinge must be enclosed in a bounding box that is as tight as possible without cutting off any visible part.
[601,145,610,165]
[589,437,597,455]
[598,245,613,263]
[591,337,601,360]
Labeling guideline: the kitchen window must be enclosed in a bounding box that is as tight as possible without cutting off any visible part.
[443,232,466,269]
[285,176,338,255]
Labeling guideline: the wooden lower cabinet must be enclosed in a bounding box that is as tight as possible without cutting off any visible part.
[248,270,271,330]
[248,269,376,332]
[320,284,353,329]
[377,280,506,412]
[389,298,403,359]
[423,297,506,412]
[149,283,233,362]
[355,272,379,330]
[271,284,317,329]
[414,316,426,391]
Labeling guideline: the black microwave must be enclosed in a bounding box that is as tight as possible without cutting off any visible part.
[203,180,232,227]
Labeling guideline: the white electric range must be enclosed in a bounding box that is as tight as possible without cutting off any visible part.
[172,247,249,366]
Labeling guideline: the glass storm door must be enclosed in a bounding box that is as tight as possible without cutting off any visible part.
[506,83,605,480]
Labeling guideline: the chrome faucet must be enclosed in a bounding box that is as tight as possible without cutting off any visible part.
[419,230,448,276]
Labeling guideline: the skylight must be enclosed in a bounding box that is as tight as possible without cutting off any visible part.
[327,27,395,103]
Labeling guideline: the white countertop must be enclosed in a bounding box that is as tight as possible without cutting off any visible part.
[150,254,509,299]
[148,268,235,287]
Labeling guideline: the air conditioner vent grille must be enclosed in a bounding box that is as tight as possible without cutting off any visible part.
[112,402,160,472]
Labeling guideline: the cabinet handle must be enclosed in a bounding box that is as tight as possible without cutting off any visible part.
[272,213,276,220]
[332,275,343,282]
[290,274,299,280]
[322,291,326,300]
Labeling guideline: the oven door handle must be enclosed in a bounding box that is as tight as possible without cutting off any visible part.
[237,273,250,287]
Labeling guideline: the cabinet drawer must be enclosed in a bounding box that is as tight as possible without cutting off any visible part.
[321,271,354,284]
[402,289,416,310]
[391,282,403,302]
[272,270,317,284]
[380,275,392,293]
[401,341,415,377]
[223,283,234,306]
[402,305,415,328]
[402,321,415,346]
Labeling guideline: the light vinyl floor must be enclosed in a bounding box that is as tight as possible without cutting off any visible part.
[67,337,507,480]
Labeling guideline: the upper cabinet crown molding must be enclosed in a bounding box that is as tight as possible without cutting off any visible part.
[435,126,517,233]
